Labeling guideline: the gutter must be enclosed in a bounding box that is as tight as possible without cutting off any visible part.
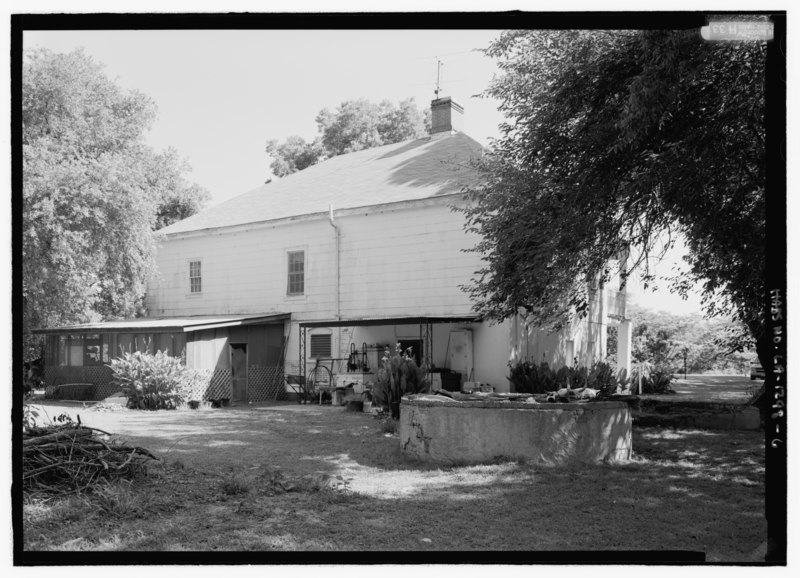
[159,193,469,241]
[329,204,342,358]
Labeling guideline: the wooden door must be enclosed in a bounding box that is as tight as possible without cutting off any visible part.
[230,343,248,402]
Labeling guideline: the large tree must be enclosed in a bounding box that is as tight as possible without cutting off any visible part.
[22,48,209,341]
[462,30,767,362]
[266,97,430,177]
[146,147,211,230]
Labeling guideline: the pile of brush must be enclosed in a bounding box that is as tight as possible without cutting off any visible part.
[23,419,158,495]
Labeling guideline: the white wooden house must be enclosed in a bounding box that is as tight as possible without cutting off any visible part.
[35,97,632,402]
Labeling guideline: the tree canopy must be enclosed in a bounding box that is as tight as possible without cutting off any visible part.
[22,48,209,339]
[623,304,752,374]
[462,30,766,356]
[266,98,431,177]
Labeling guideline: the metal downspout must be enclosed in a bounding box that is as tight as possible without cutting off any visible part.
[329,205,341,355]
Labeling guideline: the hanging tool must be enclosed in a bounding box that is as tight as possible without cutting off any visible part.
[361,342,369,372]
[347,342,357,372]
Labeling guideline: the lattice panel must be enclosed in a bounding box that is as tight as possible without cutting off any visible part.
[43,366,119,400]
[43,366,59,387]
[44,366,82,386]
[41,366,112,385]
[83,366,114,386]
[204,368,232,401]
[94,382,124,400]
[247,366,285,401]
[43,365,266,402]
[185,369,212,401]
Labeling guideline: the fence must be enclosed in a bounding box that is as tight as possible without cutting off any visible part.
[45,365,286,402]
[44,366,121,399]
[248,366,287,401]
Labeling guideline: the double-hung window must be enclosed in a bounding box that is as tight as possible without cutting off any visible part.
[287,250,305,296]
[189,260,202,294]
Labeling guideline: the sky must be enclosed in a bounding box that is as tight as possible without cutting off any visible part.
[21,25,710,315]
[24,29,506,207]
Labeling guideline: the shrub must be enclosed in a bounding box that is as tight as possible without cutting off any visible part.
[629,362,675,394]
[616,367,630,392]
[507,361,557,394]
[587,361,618,395]
[507,361,532,393]
[508,360,629,396]
[109,350,193,410]
[554,365,572,387]
[571,365,589,389]
[23,403,40,432]
[371,343,429,419]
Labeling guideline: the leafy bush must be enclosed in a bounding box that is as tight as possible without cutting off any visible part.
[616,367,630,391]
[109,350,193,410]
[629,362,675,394]
[371,343,429,419]
[587,361,618,395]
[555,365,572,387]
[508,361,556,394]
[23,403,40,432]
[647,369,675,393]
[508,360,631,396]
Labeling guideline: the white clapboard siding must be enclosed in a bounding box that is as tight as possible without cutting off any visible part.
[148,219,335,317]
[337,203,478,318]
[147,198,482,320]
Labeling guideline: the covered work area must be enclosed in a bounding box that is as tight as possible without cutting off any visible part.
[294,315,483,402]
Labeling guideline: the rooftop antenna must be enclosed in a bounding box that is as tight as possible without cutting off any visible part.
[434,57,443,99]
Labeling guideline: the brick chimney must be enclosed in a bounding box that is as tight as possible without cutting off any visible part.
[430,97,464,135]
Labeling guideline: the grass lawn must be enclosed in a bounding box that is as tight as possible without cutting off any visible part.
[20,400,766,561]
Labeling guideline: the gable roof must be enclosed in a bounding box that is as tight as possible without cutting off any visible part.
[160,132,484,235]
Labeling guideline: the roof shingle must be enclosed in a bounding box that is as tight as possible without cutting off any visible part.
[160,132,484,235]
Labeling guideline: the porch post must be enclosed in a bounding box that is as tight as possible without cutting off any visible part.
[617,319,632,375]
[299,325,306,381]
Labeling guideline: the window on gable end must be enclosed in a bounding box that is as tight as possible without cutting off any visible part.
[189,260,202,294]
[287,250,305,296]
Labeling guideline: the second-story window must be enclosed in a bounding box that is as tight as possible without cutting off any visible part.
[189,260,202,294]
[287,250,304,295]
